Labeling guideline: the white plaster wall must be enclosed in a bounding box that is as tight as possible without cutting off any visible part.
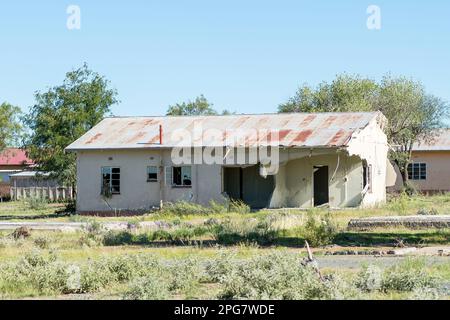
[270,153,363,208]
[76,149,224,212]
[346,117,389,207]
[76,150,162,212]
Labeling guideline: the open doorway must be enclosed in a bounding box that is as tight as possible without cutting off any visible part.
[313,166,329,207]
[223,165,275,209]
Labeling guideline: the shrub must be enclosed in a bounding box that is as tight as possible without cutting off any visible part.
[123,276,170,300]
[166,257,202,294]
[356,259,440,294]
[33,236,50,249]
[204,250,238,283]
[386,192,409,214]
[212,217,279,245]
[161,201,209,215]
[78,220,105,247]
[381,258,439,292]
[300,211,338,247]
[11,227,31,240]
[355,265,383,292]
[417,208,439,216]
[217,251,343,300]
[228,200,251,214]
[25,197,48,210]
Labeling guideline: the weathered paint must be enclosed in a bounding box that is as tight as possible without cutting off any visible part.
[71,112,389,212]
[66,112,382,150]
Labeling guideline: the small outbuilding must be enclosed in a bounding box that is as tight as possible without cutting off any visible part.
[66,112,390,213]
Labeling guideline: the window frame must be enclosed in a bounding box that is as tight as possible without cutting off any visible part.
[172,166,192,187]
[101,166,121,196]
[147,166,159,182]
[407,162,427,181]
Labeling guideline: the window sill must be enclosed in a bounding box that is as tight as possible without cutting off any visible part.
[147,180,158,183]
[171,185,192,189]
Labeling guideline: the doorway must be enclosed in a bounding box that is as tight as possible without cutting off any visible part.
[223,165,275,209]
[313,166,329,207]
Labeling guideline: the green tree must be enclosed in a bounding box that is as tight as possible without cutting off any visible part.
[378,75,448,187]
[166,95,218,116]
[279,73,449,188]
[279,74,378,113]
[23,64,118,188]
[0,102,22,151]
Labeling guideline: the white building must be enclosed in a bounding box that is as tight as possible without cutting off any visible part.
[66,112,390,213]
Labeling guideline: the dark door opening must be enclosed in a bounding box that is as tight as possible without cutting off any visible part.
[313,166,329,207]
[223,165,275,209]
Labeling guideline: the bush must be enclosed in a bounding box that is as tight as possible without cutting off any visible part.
[123,276,170,300]
[356,258,440,294]
[212,217,280,245]
[355,265,383,292]
[11,227,31,239]
[161,201,210,215]
[160,199,250,216]
[386,192,409,214]
[300,211,338,247]
[33,236,50,249]
[381,259,439,292]
[25,197,48,210]
[204,250,238,283]
[217,251,344,300]
[228,200,251,214]
[78,220,105,247]
[166,257,202,294]
[103,225,212,246]
[417,208,439,216]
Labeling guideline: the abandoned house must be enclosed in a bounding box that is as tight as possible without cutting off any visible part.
[66,112,391,213]
[390,128,450,194]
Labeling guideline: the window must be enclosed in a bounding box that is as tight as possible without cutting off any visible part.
[363,164,372,193]
[408,163,426,180]
[101,167,120,195]
[147,166,158,182]
[172,166,192,187]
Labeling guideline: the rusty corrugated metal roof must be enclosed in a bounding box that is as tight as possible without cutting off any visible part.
[413,129,450,151]
[66,112,381,151]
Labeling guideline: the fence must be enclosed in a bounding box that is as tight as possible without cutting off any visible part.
[10,186,74,201]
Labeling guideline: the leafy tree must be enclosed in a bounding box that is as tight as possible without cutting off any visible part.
[23,64,118,188]
[279,73,449,188]
[0,102,22,151]
[378,76,448,187]
[279,74,378,113]
[166,95,218,116]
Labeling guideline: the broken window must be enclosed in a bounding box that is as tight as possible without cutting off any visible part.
[363,164,372,193]
[101,167,120,196]
[147,166,158,182]
[172,166,192,187]
[408,163,426,180]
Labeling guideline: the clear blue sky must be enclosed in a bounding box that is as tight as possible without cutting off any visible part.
[0,0,449,117]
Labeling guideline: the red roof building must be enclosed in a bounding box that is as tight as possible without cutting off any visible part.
[0,148,34,168]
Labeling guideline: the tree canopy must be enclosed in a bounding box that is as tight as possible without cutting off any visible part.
[0,102,22,151]
[23,64,118,186]
[166,95,232,116]
[279,73,449,187]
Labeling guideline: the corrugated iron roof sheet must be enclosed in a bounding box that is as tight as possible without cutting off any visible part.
[66,112,381,151]
[0,148,34,166]
[413,129,450,151]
